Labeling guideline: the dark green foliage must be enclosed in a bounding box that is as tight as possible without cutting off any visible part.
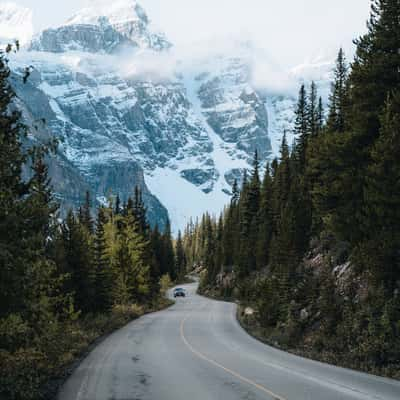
[294,85,308,170]
[94,206,113,312]
[326,48,349,133]
[256,163,273,269]
[0,47,29,318]
[115,194,121,215]
[182,0,400,377]
[175,231,186,279]
[316,97,324,135]
[79,191,93,233]
[161,220,177,280]
[307,81,319,137]
[60,210,96,313]
[133,186,148,235]
[203,214,217,284]
[0,46,179,398]
[237,150,261,277]
[360,92,400,288]
[350,0,400,139]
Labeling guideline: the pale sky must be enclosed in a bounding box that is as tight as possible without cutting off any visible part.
[11,0,371,67]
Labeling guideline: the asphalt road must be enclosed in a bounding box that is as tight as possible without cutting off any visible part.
[58,282,400,400]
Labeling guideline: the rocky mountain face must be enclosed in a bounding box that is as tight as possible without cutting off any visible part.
[4,0,306,231]
[30,1,170,54]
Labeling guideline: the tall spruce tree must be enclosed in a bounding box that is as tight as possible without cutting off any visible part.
[256,163,274,269]
[133,186,148,235]
[79,191,93,233]
[118,208,151,303]
[238,151,261,276]
[362,92,400,288]
[308,81,319,137]
[61,210,96,313]
[94,206,113,311]
[0,47,29,316]
[175,231,186,279]
[294,85,309,170]
[115,194,121,215]
[327,48,349,133]
[317,97,325,134]
[162,221,176,280]
[204,215,217,284]
[215,214,224,275]
[350,0,400,139]
[222,183,239,270]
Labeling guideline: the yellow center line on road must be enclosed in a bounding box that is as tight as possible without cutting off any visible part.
[179,313,287,400]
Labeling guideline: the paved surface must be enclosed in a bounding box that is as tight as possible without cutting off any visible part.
[58,282,400,400]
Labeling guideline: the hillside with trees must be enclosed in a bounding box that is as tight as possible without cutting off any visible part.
[182,0,400,378]
[0,44,178,399]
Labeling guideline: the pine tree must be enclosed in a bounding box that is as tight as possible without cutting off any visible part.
[295,84,308,137]
[204,215,217,284]
[133,186,148,235]
[149,224,163,287]
[317,97,324,134]
[61,210,96,313]
[222,184,240,271]
[274,133,291,209]
[215,214,224,275]
[0,47,29,316]
[20,147,69,339]
[175,231,186,279]
[231,179,239,204]
[237,151,261,276]
[350,0,400,139]
[294,85,309,170]
[94,206,113,311]
[161,220,176,281]
[308,81,319,137]
[115,194,121,215]
[26,148,58,253]
[362,92,400,287]
[327,48,349,133]
[119,209,151,303]
[79,191,93,233]
[256,163,274,269]
[246,150,261,220]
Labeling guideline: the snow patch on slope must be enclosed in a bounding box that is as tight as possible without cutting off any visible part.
[265,96,297,155]
[67,0,144,26]
[146,72,250,232]
[146,168,227,233]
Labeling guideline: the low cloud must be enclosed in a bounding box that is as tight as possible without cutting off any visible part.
[115,37,303,97]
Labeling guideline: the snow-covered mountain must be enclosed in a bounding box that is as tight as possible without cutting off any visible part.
[0,2,33,45]
[2,0,330,232]
[30,0,170,53]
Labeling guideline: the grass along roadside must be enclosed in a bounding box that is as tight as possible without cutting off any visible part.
[0,297,174,400]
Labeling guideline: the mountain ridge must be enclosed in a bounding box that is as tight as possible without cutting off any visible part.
[3,0,332,232]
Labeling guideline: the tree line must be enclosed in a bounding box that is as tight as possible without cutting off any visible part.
[0,45,179,399]
[182,0,400,376]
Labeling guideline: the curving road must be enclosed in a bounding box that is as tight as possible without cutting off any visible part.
[58,282,400,400]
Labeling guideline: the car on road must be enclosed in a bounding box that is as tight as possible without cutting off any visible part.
[173,288,186,298]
